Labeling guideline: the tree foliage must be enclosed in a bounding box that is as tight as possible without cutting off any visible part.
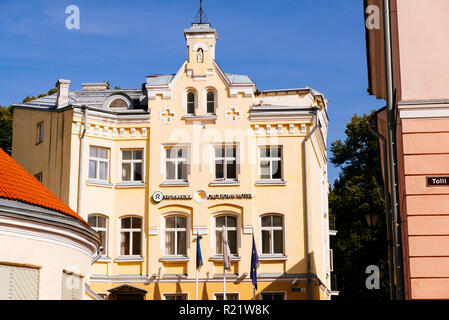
[0,106,13,155]
[329,112,390,300]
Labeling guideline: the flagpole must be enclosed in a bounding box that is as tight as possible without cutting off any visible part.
[196,268,199,300]
[223,225,227,301]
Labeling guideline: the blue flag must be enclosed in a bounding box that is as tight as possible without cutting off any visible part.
[196,235,203,269]
[250,234,259,289]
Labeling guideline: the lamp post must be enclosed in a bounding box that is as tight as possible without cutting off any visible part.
[365,212,380,240]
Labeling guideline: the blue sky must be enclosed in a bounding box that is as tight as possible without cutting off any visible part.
[0,0,384,183]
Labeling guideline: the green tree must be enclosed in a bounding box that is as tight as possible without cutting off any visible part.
[0,105,13,154]
[329,112,390,300]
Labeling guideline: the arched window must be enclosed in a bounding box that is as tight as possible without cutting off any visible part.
[215,215,237,255]
[207,91,215,114]
[187,92,195,115]
[88,214,108,255]
[261,215,284,255]
[120,217,142,256]
[164,216,187,256]
[108,98,128,109]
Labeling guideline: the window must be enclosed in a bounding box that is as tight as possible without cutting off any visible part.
[165,216,187,256]
[34,172,43,183]
[109,99,128,109]
[259,147,283,180]
[215,293,239,300]
[215,215,238,255]
[122,149,143,182]
[164,293,188,300]
[120,217,142,256]
[261,215,284,255]
[37,122,44,144]
[187,92,195,115]
[88,215,108,255]
[61,271,83,300]
[165,147,188,182]
[0,264,39,300]
[89,146,109,181]
[261,292,285,300]
[207,91,215,114]
[214,145,237,181]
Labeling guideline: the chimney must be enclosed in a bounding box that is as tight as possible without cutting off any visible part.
[56,79,71,108]
[82,82,108,91]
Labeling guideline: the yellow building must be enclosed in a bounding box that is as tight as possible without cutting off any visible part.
[11,21,333,300]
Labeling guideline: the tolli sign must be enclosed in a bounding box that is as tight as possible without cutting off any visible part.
[426,177,449,187]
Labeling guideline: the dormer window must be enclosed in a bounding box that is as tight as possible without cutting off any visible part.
[109,98,128,109]
[197,48,204,63]
[187,92,195,115]
[207,91,215,114]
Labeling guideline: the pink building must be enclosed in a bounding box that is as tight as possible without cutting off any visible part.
[365,0,449,299]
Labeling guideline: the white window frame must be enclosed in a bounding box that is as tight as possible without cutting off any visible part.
[214,214,239,256]
[206,89,216,114]
[213,143,238,182]
[119,216,143,257]
[260,214,285,255]
[260,291,287,300]
[258,146,283,181]
[88,214,109,256]
[214,292,240,300]
[37,122,44,144]
[120,149,144,182]
[186,91,196,115]
[163,293,189,300]
[89,146,110,182]
[164,215,188,257]
[163,145,189,182]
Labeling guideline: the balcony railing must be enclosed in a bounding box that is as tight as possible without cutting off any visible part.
[331,274,338,292]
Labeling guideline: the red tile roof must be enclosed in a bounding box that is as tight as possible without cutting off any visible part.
[0,148,87,225]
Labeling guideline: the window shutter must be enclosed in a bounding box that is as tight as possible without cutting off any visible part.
[0,264,39,300]
[62,272,83,300]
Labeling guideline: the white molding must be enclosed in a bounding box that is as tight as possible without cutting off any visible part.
[193,226,208,235]
[148,227,158,236]
[0,215,97,258]
[243,225,253,234]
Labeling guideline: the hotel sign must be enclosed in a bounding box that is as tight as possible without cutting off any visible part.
[426,177,449,187]
[152,191,252,203]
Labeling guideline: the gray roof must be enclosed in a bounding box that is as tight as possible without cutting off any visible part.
[225,73,254,85]
[146,74,175,86]
[12,90,146,111]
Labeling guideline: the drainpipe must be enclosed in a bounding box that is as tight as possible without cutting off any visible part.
[367,116,395,300]
[382,0,405,299]
[304,107,320,300]
[77,106,88,215]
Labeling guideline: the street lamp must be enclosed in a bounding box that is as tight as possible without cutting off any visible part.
[365,212,380,241]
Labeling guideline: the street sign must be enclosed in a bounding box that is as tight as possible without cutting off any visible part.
[426,177,449,186]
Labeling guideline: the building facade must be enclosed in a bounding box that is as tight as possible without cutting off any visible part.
[0,149,100,300]
[12,22,332,300]
[365,0,449,299]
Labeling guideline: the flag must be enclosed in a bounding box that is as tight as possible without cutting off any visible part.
[223,226,231,271]
[196,235,203,269]
[250,234,260,289]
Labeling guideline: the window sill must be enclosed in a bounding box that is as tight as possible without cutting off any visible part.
[114,256,144,262]
[259,255,288,261]
[209,255,241,262]
[209,180,240,187]
[159,256,190,263]
[96,256,112,262]
[160,181,190,187]
[86,180,113,188]
[182,115,218,121]
[256,180,287,186]
[115,181,146,189]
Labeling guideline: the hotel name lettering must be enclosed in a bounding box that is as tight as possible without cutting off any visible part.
[162,194,253,200]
